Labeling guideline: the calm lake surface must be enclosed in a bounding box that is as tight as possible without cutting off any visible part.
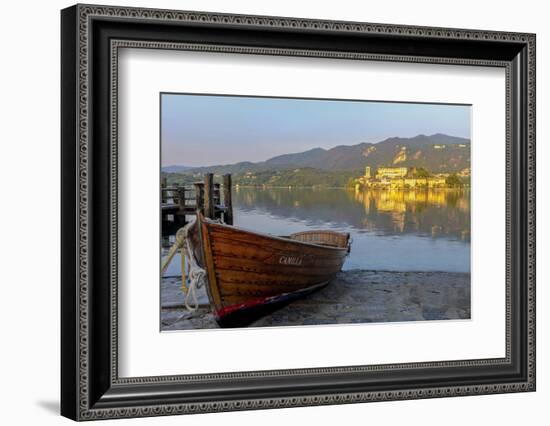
[231,187,470,273]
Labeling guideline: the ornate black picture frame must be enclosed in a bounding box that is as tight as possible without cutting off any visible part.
[61,3,536,421]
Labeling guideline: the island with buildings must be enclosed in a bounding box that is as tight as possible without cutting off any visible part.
[351,166,470,190]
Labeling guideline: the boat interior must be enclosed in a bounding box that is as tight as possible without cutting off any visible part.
[286,230,350,249]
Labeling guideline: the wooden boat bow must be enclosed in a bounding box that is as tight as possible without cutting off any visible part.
[193,213,351,327]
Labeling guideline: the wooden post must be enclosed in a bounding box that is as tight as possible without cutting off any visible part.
[161,177,167,203]
[223,174,233,225]
[177,186,187,224]
[203,173,215,219]
[194,182,204,214]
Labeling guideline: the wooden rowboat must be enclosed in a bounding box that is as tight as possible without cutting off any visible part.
[190,213,351,327]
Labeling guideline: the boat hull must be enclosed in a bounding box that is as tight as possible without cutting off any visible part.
[195,215,350,327]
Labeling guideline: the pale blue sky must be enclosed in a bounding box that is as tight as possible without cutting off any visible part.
[161,93,470,167]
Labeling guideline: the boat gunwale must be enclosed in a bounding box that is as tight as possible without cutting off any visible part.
[203,218,350,253]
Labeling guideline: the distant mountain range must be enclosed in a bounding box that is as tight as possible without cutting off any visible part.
[161,165,195,173]
[162,133,470,176]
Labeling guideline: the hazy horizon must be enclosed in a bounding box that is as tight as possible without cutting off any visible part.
[161,94,471,167]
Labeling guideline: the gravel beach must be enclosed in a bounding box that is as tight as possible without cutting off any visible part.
[161,269,470,331]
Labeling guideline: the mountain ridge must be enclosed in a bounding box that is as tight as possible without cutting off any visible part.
[162,133,470,175]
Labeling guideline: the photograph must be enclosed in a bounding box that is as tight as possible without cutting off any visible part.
[58,3,536,420]
[160,93,472,330]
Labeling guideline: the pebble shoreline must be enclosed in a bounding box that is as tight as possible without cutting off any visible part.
[161,269,470,331]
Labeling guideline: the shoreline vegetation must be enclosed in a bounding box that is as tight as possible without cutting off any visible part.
[163,166,470,190]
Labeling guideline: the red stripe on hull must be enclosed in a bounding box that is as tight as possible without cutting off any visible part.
[215,296,275,319]
[214,282,328,324]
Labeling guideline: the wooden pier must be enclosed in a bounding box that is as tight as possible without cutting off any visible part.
[161,173,233,235]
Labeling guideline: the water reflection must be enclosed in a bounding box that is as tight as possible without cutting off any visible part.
[233,187,470,242]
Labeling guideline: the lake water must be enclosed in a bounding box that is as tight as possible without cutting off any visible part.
[230,187,470,273]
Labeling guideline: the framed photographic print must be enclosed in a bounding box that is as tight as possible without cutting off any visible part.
[61,4,536,421]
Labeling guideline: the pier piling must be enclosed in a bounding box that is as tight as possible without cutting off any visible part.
[223,174,233,225]
[203,173,215,219]
[161,173,233,235]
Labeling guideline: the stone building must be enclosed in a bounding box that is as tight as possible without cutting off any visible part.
[375,167,408,179]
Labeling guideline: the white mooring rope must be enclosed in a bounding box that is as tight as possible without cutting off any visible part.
[162,219,206,312]
[182,233,206,311]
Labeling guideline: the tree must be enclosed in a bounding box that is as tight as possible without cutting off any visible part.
[414,167,431,178]
[445,173,463,187]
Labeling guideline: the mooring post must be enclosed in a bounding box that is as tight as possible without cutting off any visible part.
[223,174,233,225]
[177,186,187,222]
[203,173,215,219]
[194,182,204,215]
[161,177,167,203]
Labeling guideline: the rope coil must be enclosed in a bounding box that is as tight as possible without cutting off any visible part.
[161,219,206,312]
[182,234,205,311]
